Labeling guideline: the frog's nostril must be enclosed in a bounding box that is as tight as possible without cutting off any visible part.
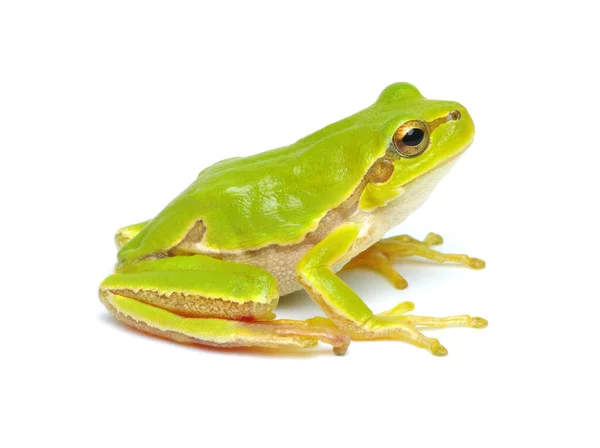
[447,110,461,121]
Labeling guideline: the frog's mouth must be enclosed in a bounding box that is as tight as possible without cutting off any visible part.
[402,141,471,188]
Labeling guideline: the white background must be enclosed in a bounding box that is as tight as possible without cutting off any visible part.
[1,1,599,447]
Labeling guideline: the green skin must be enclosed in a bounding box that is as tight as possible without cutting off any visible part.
[99,83,484,356]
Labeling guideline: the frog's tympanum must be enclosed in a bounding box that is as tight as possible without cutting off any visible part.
[100,83,487,356]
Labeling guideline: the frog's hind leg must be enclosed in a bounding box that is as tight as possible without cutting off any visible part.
[114,220,151,249]
[99,255,349,354]
[100,294,349,354]
[342,232,485,289]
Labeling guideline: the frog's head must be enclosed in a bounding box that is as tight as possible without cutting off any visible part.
[377,82,474,181]
[359,83,475,211]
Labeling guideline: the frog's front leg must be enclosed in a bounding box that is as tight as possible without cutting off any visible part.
[297,224,486,356]
[342,232,485,290]
[99,255,350,354]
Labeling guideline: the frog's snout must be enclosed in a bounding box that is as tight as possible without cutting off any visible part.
[427,109,463,133]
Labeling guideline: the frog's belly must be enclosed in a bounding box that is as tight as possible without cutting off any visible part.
[201,158,458,296]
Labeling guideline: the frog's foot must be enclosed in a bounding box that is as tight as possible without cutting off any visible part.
[350,304,488,356]
[342,232,485,289]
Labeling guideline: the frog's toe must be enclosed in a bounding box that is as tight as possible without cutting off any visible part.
[342,247,409,290]
[378,301,415,317]
[430,339,448,357]
[469,258,486,270]
[398,312,489,330]
[424,232,444,245]
[470,317,489,329]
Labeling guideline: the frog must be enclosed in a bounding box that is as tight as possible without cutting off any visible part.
[99,82,487,356]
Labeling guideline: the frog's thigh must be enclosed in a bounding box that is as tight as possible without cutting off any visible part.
[99,255,349,353]
[114,220,150,249]
[102,255,278,321]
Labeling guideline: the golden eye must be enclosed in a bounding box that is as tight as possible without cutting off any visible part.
[392,120,430,158]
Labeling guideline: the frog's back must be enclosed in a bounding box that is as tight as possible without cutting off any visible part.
[117,93,417,262]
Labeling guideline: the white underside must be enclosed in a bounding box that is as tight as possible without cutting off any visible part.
[341,156,461,266]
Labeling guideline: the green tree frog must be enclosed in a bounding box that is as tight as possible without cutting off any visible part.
[99,83,487,356]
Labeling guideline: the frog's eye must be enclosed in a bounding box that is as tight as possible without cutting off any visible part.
[392,120,430,158]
